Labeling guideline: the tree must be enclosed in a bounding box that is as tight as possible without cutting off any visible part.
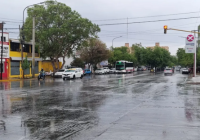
[70,58,85,68]
[21,55,30,78]
[132,45,147,65]
[145,47,171,70]
[177,48,193,67]
[80,38,110,71]
[108,46,137,66]
[23,0,100,73]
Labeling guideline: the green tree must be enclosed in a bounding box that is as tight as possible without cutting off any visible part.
[70,58,85,68]
[177,48,193,67]
[21,55,30,78]
[132,46,147,65]
[145,47,171,70]
[23,0,100,73]
[108,46,137,66]
[80,38,110,71]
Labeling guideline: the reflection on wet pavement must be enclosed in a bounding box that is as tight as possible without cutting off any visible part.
[0,71,200,140]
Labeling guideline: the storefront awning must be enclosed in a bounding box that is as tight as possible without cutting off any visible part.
[11,57,42,61]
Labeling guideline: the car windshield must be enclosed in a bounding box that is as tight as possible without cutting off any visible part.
[165,68,171,70]
[66,70,75,72]
[58,70,64,72]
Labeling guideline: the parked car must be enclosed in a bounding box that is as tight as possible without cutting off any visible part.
[84,69,92,75]
[164,68,173,75]
[95,68,105,74]
[54,69,65,78]
[133,67,138,72]
[137,67,143,71]
[62,68,83,80]
[103,67,110,73]
[109,68,116,73]
[142,67,147,71]
[182,68,190,74]
[45,71,53,76]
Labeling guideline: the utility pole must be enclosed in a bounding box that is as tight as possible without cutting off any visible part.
[192,30,197,77]
[0,22,4,80]
[32,17,35,78]
[20,25,24,79]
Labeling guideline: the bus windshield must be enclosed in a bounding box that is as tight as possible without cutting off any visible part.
[116,65,125,70]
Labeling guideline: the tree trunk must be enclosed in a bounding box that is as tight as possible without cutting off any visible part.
[56,58,59,70]
[61,56,66,69]
[22,70,24,79]
[51,60,56,78]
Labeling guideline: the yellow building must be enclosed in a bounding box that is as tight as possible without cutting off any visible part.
[9,39,42,78]
[146,42,169,51]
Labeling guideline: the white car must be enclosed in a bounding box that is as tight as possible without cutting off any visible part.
[164,68,173,75]
[182,68,190,74]
[95,68,105,74]
[103,67,110,73]
[62,68,83,80]
[54,69,65,78]
[109,68,116,73]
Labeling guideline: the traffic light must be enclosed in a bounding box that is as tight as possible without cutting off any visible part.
[164,25,168,34]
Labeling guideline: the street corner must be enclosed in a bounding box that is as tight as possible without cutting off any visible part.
[186,76,200,84]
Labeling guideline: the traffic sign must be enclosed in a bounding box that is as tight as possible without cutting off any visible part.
[187,34,194,42]
[185,34,195,53]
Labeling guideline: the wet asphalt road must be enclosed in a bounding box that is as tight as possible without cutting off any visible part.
[0,71,200,140]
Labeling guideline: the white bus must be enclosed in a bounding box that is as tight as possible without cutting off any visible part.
[115,60,133,73]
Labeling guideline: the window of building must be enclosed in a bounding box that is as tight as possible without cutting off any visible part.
[1,36,6,42]
[10,42,20,51]
[23,44,30,53]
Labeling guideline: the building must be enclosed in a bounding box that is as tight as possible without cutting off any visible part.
[0,32,10,79]
[147,42,169,51]
[9,39,43,78]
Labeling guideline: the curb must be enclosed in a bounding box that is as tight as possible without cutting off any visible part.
[0,79,22,82]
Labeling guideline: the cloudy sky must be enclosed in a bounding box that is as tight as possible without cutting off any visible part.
[1,0,200,55]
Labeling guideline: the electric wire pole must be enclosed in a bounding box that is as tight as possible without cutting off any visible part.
[32,17,35,78]
[0,22,4,80]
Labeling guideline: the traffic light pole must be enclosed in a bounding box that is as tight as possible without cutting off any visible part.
[165,27,200,77]
[0,22,3,80]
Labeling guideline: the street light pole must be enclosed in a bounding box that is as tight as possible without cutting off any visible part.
[112,36,122,47]
[0,22,4,80]
[22,2,46,78]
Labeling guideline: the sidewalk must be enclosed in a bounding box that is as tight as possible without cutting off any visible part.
[186,74,200,84]
[0,77,35,82]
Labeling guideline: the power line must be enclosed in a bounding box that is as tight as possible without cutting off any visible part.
[0,20,22,23]
[0,17,22,21]
[98,16,200,26]
[92,11,200,22]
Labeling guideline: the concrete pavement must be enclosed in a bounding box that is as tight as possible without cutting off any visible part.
[0,71,200,140]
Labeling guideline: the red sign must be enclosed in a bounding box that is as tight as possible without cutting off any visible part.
[187,35,194,42]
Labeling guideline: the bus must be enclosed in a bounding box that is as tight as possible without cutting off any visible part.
[115,60,133,73]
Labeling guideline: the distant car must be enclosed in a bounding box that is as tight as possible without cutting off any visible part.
[142,67,147,71]
[182,68,190,74]
[84,69,92,75]
[62,68,83,80]
[109,68,116,73]
[164,68,173,75]
[54,69,65,78]
[103,67,110,73]
[95,68,105,74]
[137,67,143,71]
[176,67,181,71]
[148,67,151,70]
[45,71,53,76]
